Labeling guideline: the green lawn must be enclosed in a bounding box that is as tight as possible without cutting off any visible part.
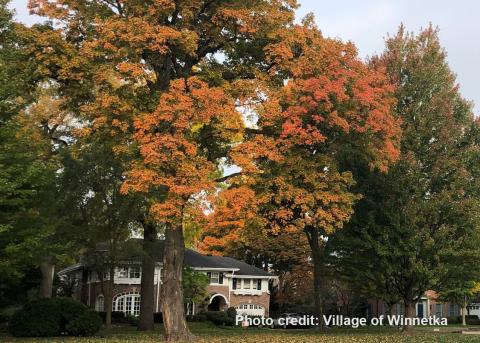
[2,322,480,342]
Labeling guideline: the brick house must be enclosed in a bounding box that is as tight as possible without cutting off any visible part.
[58,241,275,317]
[367,290,461,319]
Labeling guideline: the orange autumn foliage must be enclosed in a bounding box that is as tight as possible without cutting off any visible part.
[201,21,401,268]
[121,77,244,223]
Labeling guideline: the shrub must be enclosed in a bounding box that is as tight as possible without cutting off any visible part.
[8,297,101,337]
[54,297,89,324]
[465,315,480,325]
[204,311,234,326]
[65,310,102,336]
[226,307,237,321]
[447,316,459,324]
[98,311,130,324]
[9,298,63,337]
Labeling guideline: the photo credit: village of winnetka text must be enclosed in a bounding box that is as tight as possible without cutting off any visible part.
[237,314,448,329]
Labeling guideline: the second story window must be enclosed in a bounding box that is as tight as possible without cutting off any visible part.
[117,266,141,279]
[208,272,220,284]
[117,267,128,278]
[129,266,141,279]
[243,279,251,289]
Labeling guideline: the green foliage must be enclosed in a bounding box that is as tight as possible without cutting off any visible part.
[8,297,101,337]
[226,307,237,320]
[65,310,102,337]
[8,298,62,337]
[332,25,480,310]
[202,311,235,326]
[183,266,209,305]
[447,316,459,324]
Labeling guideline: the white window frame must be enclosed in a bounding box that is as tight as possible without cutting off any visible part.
[128,266,141,279]
[113,292,141,317]
[95,295,104,312]
[209,272,220,284]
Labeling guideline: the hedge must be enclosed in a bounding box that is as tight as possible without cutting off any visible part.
[8,297,102,337]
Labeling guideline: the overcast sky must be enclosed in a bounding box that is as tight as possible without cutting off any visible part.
[9,0,480,114]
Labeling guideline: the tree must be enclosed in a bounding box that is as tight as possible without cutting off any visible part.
[332,25,480,332]
[202,19,400,328]
[60,135,142,329]
[200,186,312,313]
[0,2,73,299]
[28,0,298,339]
[183,266,209,311]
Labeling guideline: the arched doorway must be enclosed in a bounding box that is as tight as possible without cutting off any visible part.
[207,294,229,311]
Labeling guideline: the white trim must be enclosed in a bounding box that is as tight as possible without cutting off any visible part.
[209,293,229,305]
[156,268,161,312]
[193,267,239,272]
[58,263,83,275]
[227,275,273,279]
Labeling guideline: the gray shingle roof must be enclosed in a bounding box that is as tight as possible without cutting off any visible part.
[62,239,273,277]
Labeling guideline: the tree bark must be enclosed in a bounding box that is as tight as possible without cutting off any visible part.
[402,300,415,333]
[39,257,55,298]
[462,296,467,326]
[102,266,115,331]
[305,227,325,330]
[162,225,194,342]
[138,222,157,331]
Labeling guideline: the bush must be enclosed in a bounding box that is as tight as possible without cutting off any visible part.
[204,311,234,326]
[8,297,101,337]
[9,298,63,337]
[447,316,459,324]
[54,297,89,323]
[65,310,102,336]
[98,311,130,324]
[465,315,480,325]
[226,307,237,320]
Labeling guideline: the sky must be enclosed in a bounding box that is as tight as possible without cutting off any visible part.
[8,0,480,114]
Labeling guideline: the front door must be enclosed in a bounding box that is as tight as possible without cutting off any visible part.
[417,303,424,318]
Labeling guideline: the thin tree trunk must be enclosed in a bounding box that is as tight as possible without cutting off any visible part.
[103,266,115,330]
[138,222,156,331]
[39,257,55,298]
[162,225,194,342]
[402,300,415,333]
[462,296,467,326]
[305,227,325,330]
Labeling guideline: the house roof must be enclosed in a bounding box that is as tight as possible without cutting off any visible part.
[59,239,273,277]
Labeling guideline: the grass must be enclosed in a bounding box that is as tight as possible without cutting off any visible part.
[2,322,480,342]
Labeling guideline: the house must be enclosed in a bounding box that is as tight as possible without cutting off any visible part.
[368,290,461,319]
[58,240,275,318]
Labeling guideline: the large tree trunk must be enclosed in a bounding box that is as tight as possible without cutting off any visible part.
[138,222,157,331]
[402,300,415,333]
[39,257,55,298]
[305,227,325,330]
[162,225,194,342]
